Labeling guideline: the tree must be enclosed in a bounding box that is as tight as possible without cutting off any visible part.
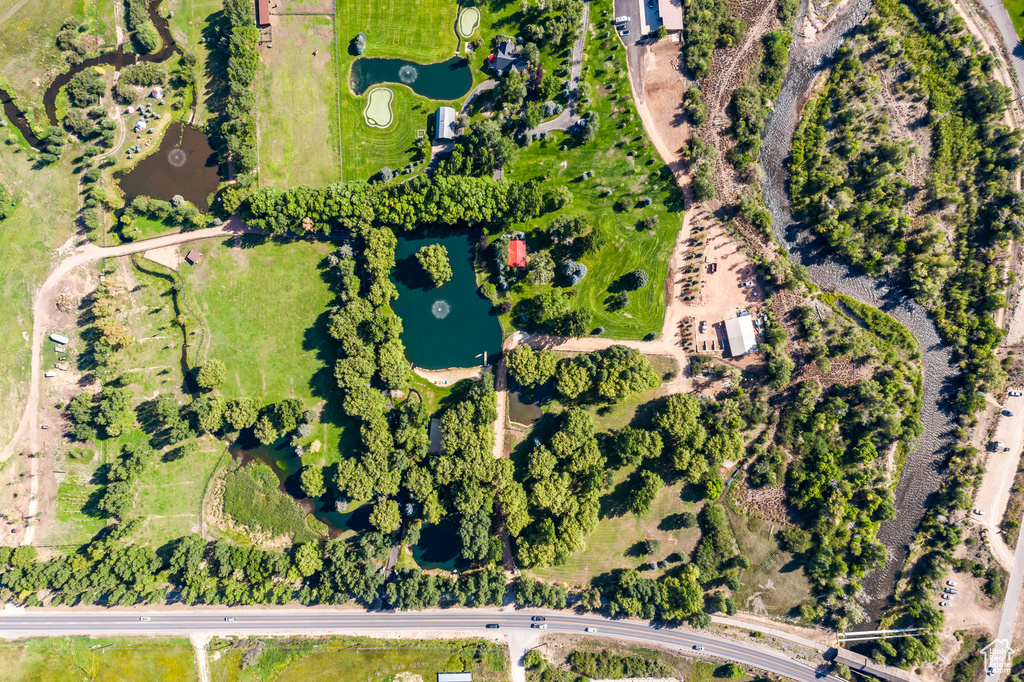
[196,359,226,390]
[300,465,326,498]
[293,542,323,577]
[253,414,278,444]
[507,345,558,388]
[661,564,702,619]
[497,69,527,111]
[0,181,12,221]
[95,386,135,437]
[370,499,401,534]
[628,470,664,515]
[625,269,649,290]
[459,508,493,563]
[415,244,452,287]
[224,397,261,430]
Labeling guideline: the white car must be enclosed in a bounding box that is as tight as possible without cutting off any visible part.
[974,509,985,516]
[531,623,547,629]
[939,601,951,607]
[224,617,236,622]
[614,15,630,23]
[944,588,957,594]
[139,616,151,622]
[693,645,704,651]
[947,580,958,587]
[585,627,598,633]
[1009,390,1022,397]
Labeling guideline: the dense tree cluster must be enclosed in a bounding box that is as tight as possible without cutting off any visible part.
[681,0,728,78]
[683,87,708,126]
[553,345,657,403]
[415,243,452,287]
[114,63,167,104]
[510,409,604,567]
[125,0,161,53]
[65,70,105,108]
[512,289,592,337]
[506,344,558,389]
[212,0,260,180]
[244,175,542,235]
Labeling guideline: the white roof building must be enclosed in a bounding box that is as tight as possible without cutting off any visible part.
[437,675,473,682]
[724,315,757,357]
[659,0,684,31]
[435,106,457,141]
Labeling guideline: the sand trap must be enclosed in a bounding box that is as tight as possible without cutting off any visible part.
[458,6,481,38]
[363,87,394,129]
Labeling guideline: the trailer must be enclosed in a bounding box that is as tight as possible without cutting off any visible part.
[49,333,70,345]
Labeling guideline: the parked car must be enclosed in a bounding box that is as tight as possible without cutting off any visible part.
[585,627,598,633]
[1004,410,1015,416]
[619,29,629,35]
[939,601,951,607]
[699,321,708,334]
[1009,390,1022,397]
[974,509,985,515]
[614,15,630,22]
[944,588,957,594]
[531,616,546,621]
[947,580,958,586]
[485,624,500,629]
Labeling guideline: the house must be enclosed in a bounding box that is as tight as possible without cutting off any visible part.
[508,240,526,268]
[437,674,473,682]
[723,315,757,357]
[185,250,203,265]
[658,0,684,32]
[488,41,523,75]
[49,333,70,345]
[435,106,457,141]
[255,0,270,27]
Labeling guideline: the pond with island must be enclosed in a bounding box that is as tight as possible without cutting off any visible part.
[115,121,221,211]
[350,56,472,101]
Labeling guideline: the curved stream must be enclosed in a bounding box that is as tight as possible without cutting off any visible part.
[759,0,960,618]
[0,0,179,150]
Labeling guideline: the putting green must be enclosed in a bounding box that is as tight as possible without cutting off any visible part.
[363,87,394,129]
[457,6,481,38]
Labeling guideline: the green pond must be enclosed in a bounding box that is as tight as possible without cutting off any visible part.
[350,56,472,100]
[391,232,502,370]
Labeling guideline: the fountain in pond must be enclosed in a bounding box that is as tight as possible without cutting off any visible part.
[167,148,186,167]
[398,65,419,84]
[431,300,451,319]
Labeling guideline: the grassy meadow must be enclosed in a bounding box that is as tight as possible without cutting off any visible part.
[0,124,80,447]
[0,637,197,682]
[256,15,341,188]
[208,636,508,682]
[165,0,226,125]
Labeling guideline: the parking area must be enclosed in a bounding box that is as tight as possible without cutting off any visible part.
[612,0,662,44]
[972,392,1024,571]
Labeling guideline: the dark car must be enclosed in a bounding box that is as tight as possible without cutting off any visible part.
[485,623,500,629]
[531,616,546,622]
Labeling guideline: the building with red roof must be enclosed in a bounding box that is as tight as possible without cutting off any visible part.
[508,240,526,268]
[256,0,270,27]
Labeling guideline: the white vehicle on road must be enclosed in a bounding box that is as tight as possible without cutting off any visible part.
[585,627,598,633]
[139,616,151,622]
[614,15,630,22]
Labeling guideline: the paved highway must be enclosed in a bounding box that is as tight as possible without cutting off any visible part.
[0,608,841,681]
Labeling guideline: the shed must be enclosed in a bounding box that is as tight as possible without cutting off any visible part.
[185,250,203,265]
[438,675,473,682]
[723,315,757,357]
[658,0,684,31]
[255,0,270,26]
[49,333,70,345]
[508,240,526,268]
[435,106,457,141]
[44,371,56,378]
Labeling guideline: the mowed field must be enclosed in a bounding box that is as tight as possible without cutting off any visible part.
[166,0,225,124]
[184,237,336,404]
[256,15,340,188]
[334,0,460,180]
[208,636,508,682]
[0,637,198,682]
[0,125,79,448]
[1002,0,1024,40]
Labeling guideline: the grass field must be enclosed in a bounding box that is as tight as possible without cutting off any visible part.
[208,636,508,682]
[222,462,327,543]
[0,0,86,128]
[1002,0,1024,42]
[256,15,341,188]
[0,637,197,682]
[185,237,336,403]
[0,125,80,447]
[132,443,223,547]
[726,507,812,616]
[165,0,224,125]
[334,0,461,180]
[491,2,685,340]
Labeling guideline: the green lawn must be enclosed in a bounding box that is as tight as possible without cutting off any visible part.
[0,637,198,682]
[1002,0,1024,44]
[208,636,508,682]
[165,0,224,125]
[335,0,460,180]
[490,0,685,340]
[221,462,327,543]
[185,237,336,403]
[0,0,87,129]
[132,443,223,547]
[256,15,341,188]
[0,126,80,447]
[727,507,812,617]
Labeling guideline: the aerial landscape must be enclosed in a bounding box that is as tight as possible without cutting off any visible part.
[3,0,1024,679]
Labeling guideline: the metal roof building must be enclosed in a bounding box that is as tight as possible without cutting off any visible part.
[255,0,270,26]
[659,0,684,31]
[437,674,473,682]
[435,106,457,141]
[508,240,526,268]
[723,315,757,357]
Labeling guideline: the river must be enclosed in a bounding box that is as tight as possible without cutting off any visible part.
[759,0,960,618]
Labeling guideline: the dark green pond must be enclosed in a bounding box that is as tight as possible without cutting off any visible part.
[350,56,472,100]
[391,232,502,370]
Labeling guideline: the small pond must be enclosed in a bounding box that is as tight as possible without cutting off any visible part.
[350,56,472,100]
[390,232,502,370]
[116,121,221,211]
[410,520,472,571]
[507,378,551,426]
